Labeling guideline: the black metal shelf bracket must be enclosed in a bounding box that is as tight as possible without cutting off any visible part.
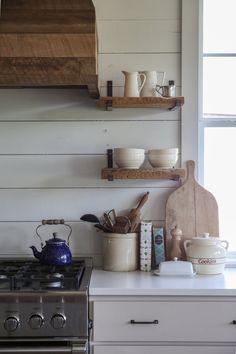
[169,98,182,111]
[106,80,113,111]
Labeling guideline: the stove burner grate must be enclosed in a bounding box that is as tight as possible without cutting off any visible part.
[0,259,85,291]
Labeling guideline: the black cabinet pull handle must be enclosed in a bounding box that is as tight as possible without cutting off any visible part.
[130,320,158,325]
[232,320,236,324]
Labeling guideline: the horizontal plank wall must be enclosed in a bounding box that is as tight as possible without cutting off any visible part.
[0,0,182,265]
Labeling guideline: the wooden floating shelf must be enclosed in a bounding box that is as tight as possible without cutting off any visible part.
[101,168,186,181]
[99,96,184,111]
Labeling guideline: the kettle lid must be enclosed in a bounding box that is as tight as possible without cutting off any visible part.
[46,232,66,245]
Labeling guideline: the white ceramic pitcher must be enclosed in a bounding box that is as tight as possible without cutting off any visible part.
[122,71,146,97]
[140,70,166,97]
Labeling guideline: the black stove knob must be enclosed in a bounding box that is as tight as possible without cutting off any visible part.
[51,314,66,329]
[4,316,19,332]
[29,314,44,329]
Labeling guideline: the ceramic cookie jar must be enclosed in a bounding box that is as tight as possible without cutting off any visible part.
[184,233,229,274]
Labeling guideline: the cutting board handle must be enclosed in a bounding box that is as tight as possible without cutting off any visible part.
[186,160,196,182]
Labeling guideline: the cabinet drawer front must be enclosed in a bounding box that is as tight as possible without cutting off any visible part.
[93,301,236,342]
[93,346,235,354]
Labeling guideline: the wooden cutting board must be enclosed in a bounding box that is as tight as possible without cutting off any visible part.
[165,160,219,259]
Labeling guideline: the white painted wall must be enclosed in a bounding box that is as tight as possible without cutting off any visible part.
[0,0,182,265]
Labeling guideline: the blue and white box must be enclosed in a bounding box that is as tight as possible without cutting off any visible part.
[140,221,152,272]
[153,226,165,267]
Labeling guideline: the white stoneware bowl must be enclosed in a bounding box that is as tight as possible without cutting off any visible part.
[114,148,145,169]
[148,148,178,168]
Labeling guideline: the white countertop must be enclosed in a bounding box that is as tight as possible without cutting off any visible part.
[90,268,236,296]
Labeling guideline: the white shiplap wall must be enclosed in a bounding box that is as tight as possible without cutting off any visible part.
[0,0,181,265]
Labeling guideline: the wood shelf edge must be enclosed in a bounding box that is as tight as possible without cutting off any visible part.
[101,168,186,181]
[98,96,184,110]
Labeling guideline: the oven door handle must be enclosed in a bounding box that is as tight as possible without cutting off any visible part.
[0,342,87,354]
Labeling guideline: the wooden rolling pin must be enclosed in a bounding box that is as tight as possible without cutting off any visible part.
[128,191,150,232]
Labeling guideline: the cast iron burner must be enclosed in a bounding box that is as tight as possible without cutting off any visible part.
[0,259,85,291]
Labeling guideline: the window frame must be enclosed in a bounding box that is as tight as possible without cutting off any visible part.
[182,0,236,263]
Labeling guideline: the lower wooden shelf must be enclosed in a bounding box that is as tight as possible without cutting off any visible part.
[101,168,186,181]
[99,96,184,110]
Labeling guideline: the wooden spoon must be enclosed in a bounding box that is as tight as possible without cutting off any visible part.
[128,191,150,232]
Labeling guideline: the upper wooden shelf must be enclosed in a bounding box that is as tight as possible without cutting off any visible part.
[99,96,184,111]
[102,168,186,181]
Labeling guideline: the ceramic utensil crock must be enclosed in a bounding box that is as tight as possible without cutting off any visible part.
[102,232,138,271]
[184,233,228,274]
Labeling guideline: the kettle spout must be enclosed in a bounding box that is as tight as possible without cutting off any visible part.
[30,246,42,260]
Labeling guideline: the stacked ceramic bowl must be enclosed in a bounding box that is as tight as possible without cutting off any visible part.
[148,148,179,168]
[114,148,145,169]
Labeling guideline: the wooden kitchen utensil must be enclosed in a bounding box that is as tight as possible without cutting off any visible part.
[165,160,219,259]
[128,191,150,232]
[103,212,114,230]
[112,216,131,234]
[80,214,100,224]
[94,223,112,233]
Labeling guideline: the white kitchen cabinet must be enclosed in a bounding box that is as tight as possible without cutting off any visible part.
[90,298,236,354]
[93,346,235,354]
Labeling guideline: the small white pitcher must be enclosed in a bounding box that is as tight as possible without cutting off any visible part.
[140,70,166,97]
[122,71,146,97]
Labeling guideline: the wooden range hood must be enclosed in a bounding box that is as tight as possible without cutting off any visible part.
[0,0,99,98]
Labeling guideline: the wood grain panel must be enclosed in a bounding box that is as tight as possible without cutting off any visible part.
[0,58,97,87]
[0,34,96,57]
[97,20,180,53]
[0,188,174,221]
[0,155,180,188]
[0,121,180,154]
[1,0,94,10]
[99,96,184,109]
[98,53,181,86]
[93,0,181,20]
[0,11,95,33]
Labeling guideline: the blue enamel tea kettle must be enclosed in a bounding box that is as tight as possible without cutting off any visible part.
[30,219,72,266]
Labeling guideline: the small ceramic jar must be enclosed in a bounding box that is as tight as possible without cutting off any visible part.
[184,233,229,274]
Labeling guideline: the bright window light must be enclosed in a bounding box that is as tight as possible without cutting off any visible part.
[204,128,236,251]
[203,0,236,253]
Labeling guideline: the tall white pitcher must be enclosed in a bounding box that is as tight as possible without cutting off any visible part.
[140,71,166,97]
[122,71,146,97]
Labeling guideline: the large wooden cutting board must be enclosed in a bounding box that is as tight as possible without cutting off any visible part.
[165,160,219,259]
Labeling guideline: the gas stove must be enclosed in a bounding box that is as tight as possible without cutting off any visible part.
[0,258,92,354]
[0,259,86,291]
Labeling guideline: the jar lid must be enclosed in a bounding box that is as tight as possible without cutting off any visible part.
[192,233,221,245]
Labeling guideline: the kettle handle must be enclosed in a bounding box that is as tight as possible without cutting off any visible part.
[42,219,65,225]
[183,239,192,253]
[221,240,229,250]
[36,220,72,248]
[138,73,146,93]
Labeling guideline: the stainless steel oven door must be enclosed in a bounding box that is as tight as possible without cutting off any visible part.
[0,340,88,354]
